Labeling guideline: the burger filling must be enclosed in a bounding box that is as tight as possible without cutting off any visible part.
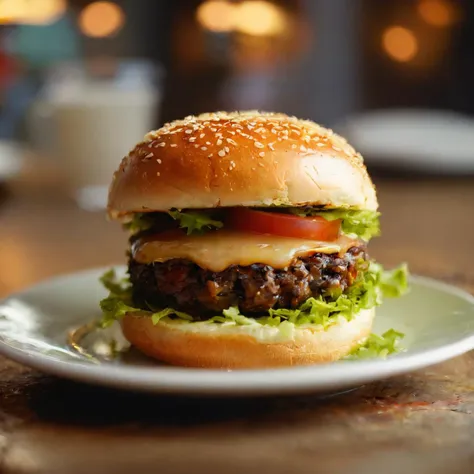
[129,247,368,317]
[100,207,408,344]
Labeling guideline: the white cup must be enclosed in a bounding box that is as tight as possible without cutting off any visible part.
[28,71,161,209]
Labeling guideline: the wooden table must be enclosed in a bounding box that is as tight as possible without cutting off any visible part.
[0,171,473,474]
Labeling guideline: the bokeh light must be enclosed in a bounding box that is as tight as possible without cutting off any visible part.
[0,0,66,25]
[382,26,419,63]
[196,0,235,33]
[417,0,458,28]
[234,1,287,36]
[196,0,287,37]
[78,1,125,38]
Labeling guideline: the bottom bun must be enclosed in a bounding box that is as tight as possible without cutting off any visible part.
[120,308,375,369]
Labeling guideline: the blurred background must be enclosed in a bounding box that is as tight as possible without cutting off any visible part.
[0,0,472,294]
[0,0,473,209]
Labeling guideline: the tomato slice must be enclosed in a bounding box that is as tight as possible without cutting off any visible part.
[227,208,341,241]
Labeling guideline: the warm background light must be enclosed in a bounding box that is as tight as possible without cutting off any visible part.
[417,0,457,27]
[0,0,66,25]
[196,0,235,33]
[234,1,286,36]
[382,26,419,63]
[78,1,125,38]
[196,0,287,37]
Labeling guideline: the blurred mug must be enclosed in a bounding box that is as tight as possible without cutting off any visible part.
[28,61,162,209]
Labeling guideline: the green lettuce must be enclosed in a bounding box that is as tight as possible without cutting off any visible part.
[123,210,223,236]
[123,213,156,234]
[168,210,223,235]
[98,269,192,328]
[289,208,380,241]
[346,329,405,360]
[99,262,408,331]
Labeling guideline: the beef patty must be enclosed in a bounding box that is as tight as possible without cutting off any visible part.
[128,246,368,317]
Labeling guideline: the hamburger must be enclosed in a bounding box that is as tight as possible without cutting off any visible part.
[100,111,408,368]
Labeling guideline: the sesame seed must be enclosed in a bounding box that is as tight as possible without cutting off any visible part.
[317,142,325,147]
[300,145,307,152]
[170,144,177,147]
[208,154,213,158]
[227,138,237,146]
[259,152,265,157]
[254,142,264,149]
[218,149,226,157]
[229,131,236,135]
[269,143,275,150]
[201,146,208,151]
[258,162,265,167]
[189,137,196,142]
[225,146,230,153]
[200,133,205,138]
[157,142,166,147]
[217,139,223,146]
[157,159,162,164]
[206,141,211,145]
[145,152,153,158]
[185,129,193,134]
[194,144,200,148]
[156,172,161,176]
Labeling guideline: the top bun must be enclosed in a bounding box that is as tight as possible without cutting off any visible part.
[107,111,377,218]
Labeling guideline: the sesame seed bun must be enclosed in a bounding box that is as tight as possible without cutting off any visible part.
[120,308,375,369]
[107,111,377,217]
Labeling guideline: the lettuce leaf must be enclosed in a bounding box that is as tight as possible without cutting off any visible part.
[99,262,409,331]
[289,208,380,241]
[168,210,223,235]
[378,263,410,298]
[123,210,223,236]
[122,213,155,234]
[346,329,405,360]
[98,269,194,328]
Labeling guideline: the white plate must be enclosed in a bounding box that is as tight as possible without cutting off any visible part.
[0,267,473,396]
[336,109,474,173]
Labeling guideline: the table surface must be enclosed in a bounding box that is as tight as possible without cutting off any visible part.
[0,167,473,474]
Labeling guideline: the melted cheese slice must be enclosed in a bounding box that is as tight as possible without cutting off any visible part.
[132,230,359,272]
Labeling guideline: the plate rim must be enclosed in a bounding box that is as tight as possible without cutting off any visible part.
[0,267,473,396]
